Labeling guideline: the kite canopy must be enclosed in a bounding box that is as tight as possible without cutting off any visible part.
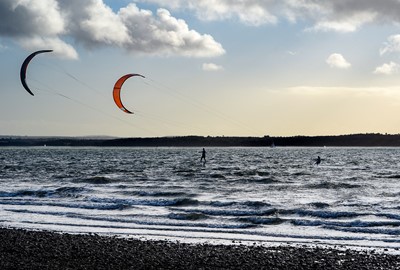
[20,50,53,96]
[113,73,145,114]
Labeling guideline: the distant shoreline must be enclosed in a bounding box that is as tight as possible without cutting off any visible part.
[1,133,400,147]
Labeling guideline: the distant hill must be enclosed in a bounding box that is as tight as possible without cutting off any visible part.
[1,133,400,147]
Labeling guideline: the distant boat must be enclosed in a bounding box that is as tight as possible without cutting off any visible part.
[270,142,275,148]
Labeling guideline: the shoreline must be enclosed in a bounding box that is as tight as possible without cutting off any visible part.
[0,228,399,269]
[3,133,400,147]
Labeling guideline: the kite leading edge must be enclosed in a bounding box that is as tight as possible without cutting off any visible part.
[113,73,145,114]
[20,50,53,96]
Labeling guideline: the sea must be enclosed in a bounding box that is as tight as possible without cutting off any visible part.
[1,147,400,251]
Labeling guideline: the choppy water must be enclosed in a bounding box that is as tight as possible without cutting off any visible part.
[0,147,399,250]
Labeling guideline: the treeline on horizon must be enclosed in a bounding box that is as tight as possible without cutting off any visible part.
[2,133,400,147]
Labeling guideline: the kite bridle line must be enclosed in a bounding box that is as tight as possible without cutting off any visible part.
[144,76,265,136]
[28,77,160,137]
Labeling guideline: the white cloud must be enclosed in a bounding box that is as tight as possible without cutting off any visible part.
[308,11,376,33]
[0,0,225,58]
[138,0,400,31]
[380,35,400,55]
[59,0,131,48]
[119,6,225,57]
[326,53,351,69]
[138,0,277,26]
[202,63,223,71]
[17,36,78,59]
[373,62,399,75]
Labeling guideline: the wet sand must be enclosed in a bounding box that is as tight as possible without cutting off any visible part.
[0,228,399,269]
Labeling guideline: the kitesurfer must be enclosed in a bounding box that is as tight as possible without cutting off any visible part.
[315,156,321,165]
[200,148,206,163]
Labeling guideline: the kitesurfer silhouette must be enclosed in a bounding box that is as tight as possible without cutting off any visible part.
[200,148,206,163]
[315,156,321,165]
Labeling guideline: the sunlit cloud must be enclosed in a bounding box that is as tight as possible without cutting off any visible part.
[326,53,351,69]
[119,6,225,57]
[373,62,399,75]
[17,36,79,59]
[202,63,224,71]
[307,12,376,33]
[380,34,400,55]
[286,50,297,55]
[137,0,277,26]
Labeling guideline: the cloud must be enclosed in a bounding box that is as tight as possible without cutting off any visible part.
[0,0,65,37]
[326,53,351,69]
[58,0,131,48]
[373,62,399,75]
[137,0,277,26]
[202,63,223,71]
[380,34,400,55]
[119,5,225,57]
[307,11,376,33]
[138,0,400,31]
[0,0,76,58]
[17,36,78,59]
[0,0,225,58]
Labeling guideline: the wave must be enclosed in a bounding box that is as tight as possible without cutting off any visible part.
[210,200,272,208]
[73,176,114,184]
[233,170,258,176]
[1,199,130,210]
[167,213,209,221]
[292,209,362,219]
[236,177,278,184]
[0,186,86,199]
[305,182,362,189]
[132,190,192,197]
[326,225,400,236]
[2,165,24,171]
[8,209,255,230]
[238,217,284,225]
[384,174,400,179]
[291,219,400,228]
[175,208,278,217]
[309,202,330,208]
[291,171,312,176]
[89,197,199,207]
[210,173,226,179]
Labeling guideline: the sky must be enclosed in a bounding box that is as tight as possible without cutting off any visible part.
[2,0,400,137]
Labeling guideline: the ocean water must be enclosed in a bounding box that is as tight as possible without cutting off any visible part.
[0,147,400,250]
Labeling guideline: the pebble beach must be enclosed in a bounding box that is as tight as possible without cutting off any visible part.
[0,228,399,270]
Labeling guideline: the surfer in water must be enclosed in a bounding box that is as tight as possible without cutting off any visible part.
[200,148,206,163]
[315,156,321,165]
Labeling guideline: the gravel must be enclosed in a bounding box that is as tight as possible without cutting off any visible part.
[0,228,398,269]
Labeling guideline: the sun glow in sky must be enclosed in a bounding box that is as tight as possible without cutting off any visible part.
[2,0,400,137]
